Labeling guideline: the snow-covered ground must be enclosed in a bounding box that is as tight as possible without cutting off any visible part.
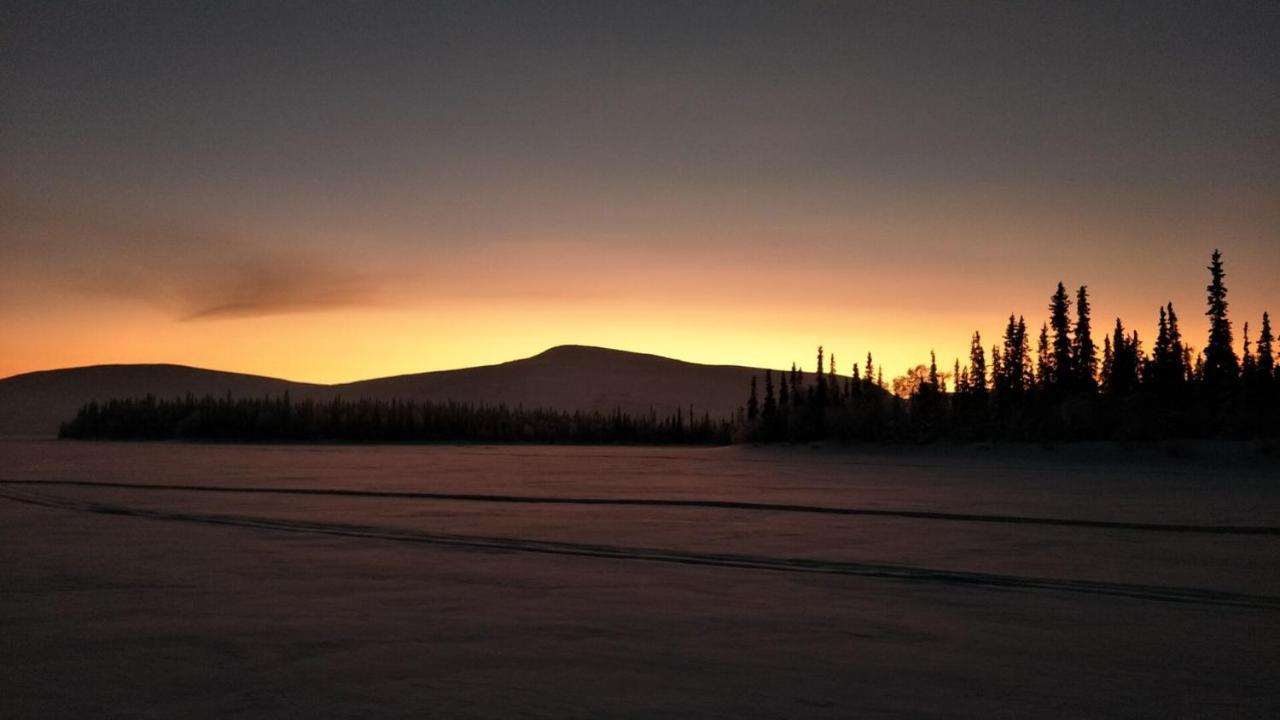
[2,439,1278,718]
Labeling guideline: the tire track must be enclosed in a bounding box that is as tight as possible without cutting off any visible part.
[3,486,1277,610]
[2,478,1276,535]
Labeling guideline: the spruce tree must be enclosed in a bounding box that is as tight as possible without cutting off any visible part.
[1167,303,1185,385]
[1202,249,1239,387]
[815,346,827,408]
[1242,322,1256,383]
[1258,312,1275,381]
[990,344,1003,394]
[1017,317,1032,391]
[1049,282,1074,389]
[762,370,777,425]
[747,376,759,421]
[829,353,839,403]
[1074,286,1097,390]
[968,332,986,394]
[1154,306,1171,376]
[1101,334,1113,393]
[1036,323,1052,388]
[790,363,802,408]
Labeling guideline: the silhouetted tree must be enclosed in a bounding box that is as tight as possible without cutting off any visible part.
[1167,303,1186,383]
[968,332,987,395]
[1049,282,1074,389]
[762,370,777,425]
[1074,285,1097,390]
[1036,323,1051,389]
[815,346,827,408]
[1258,312,1275,381]
[790,362,803,409]
[747,376,759,422]
[1202,249,1239,389]
[1242,323,1257,384]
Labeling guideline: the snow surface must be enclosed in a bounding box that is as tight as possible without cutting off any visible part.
[2,439,1278,718]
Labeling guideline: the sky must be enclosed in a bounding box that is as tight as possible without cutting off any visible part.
[1,1,1277,383]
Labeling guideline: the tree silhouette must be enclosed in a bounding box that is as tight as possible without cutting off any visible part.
[1036,323,1051,389]
[1202,249,1239,388]
[1258,312,1274,381]
[1048,282,1074,390]
[762,369,777,425]
[968,332,986,395]
[1074,285,1097,390]
[1242,323,1257,384]
[815,346,827,408]
[747,376,759,422]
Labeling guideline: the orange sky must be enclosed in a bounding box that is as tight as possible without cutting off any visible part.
[3,194,1275,384]
[2,3,1276,384]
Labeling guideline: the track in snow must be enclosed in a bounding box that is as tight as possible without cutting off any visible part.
[2,485,1277,610]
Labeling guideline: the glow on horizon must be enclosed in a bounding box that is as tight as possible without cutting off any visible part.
[2,4,1276,385]
[2,256,1274,386]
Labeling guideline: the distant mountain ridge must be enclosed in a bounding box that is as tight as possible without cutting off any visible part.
[0,346,782,436]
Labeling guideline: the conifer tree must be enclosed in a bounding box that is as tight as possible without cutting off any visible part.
[829,353,839,403]
[1036,323,1051,388]
[747,376,759,421]
[1017,317,1032,390]
[1154,306,1171,373]
[1101,334,1113,388]
[815,346,827,408]
[1258,312,1275,381]
[1167,303,1186,385]
[1203,249,1239,387]
[990,344,1003,393]
[1242,323,1257,384]
[762,370,777,424]
[1049,282,1074,388]
[1074,285,1097,390]
[790,363,802,408]
[968,332,987,394]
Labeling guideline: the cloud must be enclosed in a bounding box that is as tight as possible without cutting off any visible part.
[0,197,394,320]
[177,263,385,321]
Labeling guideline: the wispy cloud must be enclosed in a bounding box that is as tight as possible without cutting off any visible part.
[179,265,383,320]
[0,197,393,320]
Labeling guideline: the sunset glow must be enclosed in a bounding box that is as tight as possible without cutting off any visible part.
[2,2,1275,383]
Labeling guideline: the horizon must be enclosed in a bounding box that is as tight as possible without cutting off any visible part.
[3,249,1273,387]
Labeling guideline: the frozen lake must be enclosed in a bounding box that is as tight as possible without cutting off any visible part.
[2,439,1278,718]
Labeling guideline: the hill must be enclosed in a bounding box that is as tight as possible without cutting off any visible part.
[0,346,776,437]
[0,364,327,437]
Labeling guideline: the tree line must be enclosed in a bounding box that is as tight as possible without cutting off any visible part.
[742,250,1276,443]
[60,395,730,444]
[61,249,1273,446]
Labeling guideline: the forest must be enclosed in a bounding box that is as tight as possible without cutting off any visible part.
[61,251,1274,445]
[743,250,1276,443]
[59,396,729,444]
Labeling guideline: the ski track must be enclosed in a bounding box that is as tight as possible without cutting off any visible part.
[2,485,1278,610]
[1,478,1276,535]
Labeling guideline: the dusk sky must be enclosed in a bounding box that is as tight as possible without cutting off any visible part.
[2,1,1276,383]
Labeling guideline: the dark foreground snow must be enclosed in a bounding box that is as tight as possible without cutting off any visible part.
[2,439,1278,718]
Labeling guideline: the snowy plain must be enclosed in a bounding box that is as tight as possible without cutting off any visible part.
[2,439,1278,718]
